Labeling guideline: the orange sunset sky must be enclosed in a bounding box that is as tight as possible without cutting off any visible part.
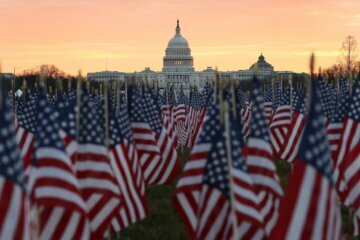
[0,0,359,75]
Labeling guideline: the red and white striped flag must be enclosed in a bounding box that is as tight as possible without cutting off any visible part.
[16,95,37,177]
[269,90,292,158]
[279,90,306,163]
[75,94,122,238]
[129,93,163,185]
[336,80,360,213]
[142,90,181,184]
[0,92,29,239]
[240,103,251,139]
[271,82,343,239]
[108,103,149,231]
[173,105,215,237]
[195,108,264,240]
[174,88,188,146]
[185,89,206,149]
[28,92,90,239]
[246,80,283,236]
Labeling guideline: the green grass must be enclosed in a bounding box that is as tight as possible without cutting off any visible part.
[113,150,357,239]
[117,148,190,240]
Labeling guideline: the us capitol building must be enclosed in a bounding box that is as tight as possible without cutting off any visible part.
[87,20,294,93]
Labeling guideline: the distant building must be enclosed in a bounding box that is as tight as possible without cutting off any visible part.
[0,73,16,79]
[87,71,125,81]
[87,20,298,94]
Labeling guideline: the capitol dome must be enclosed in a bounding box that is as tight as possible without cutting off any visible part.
[167,31,189,48]
[250,53,274,72]
[163,20,194,72]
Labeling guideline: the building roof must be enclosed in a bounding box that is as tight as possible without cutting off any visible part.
[250,53,274,71]
[0,73,16,79]
[166,20,190,49]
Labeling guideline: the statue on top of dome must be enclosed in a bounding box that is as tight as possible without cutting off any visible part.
[176,19,181,35]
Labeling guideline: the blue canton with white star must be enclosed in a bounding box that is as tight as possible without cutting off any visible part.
[250,79,270,142]
[297,81,333,182]
[0,87,25,190]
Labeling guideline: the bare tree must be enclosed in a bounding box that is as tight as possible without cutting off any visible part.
[341,35,358,94]
[341,35,358,72]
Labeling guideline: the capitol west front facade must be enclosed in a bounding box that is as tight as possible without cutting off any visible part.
[88,20,291,92]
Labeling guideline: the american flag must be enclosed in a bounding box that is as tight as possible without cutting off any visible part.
[173,104,217,237]
[318,78,336,123]
[236,86,251,139]
[195,108,264,240]
[271,81,343,239]
[162,85,176,119]
[269,86,292,158]
[263,88,273,124]
[0,90,28,239]
[57,93,78,165]
[16,93,37,176]
[327,95,349,160]
[129,88,164,185]
[158,86,179,148]
[151,89,178,149]
[14,95,24,118]
[336,79,360,212]
[108,101,149,231]
[156,91,166,115]
[174,86,188,146]
[28,91,90,240]
[246,78,283,236]
[185,88,206,149]
[279,90,306,163]
[272,80,282,111]
[201,82,213,107]
[76,93,122,238]
[141,89,181,184]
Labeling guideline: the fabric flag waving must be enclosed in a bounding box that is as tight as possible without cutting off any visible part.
[279,90,307,163]
[28,91,90,239]
[129,88,163,185]
[186,88,206,149]
[0,88,29,239]
[175,86,188,146]
[272,81,343,239]
[173,104,218,237]
[108,101,149,231]
[246,78,283,236]
[76,94,122,238]
[195,107,264,240]
[269,87,292,158]
[142,89,181,184]
[16,94,37,176]
[336,79,360,215]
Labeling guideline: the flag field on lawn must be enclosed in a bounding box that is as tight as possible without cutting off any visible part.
[0,70,359,239]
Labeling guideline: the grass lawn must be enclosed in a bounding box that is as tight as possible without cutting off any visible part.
[116,149,357,239]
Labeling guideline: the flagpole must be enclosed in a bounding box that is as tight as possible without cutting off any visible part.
[0,64,2,110]
[12,67,15,113]
[22,79,27,104]
[214,68,218,105]
[271,74,275,103]
[224,102,239,240]
[231,79,237,120]
[75,70,82,157]
[289,74,293,119]
[336,73,340,102]
[349,71,353,96]
[307,54,315,113]
[166,79,169,105]
[116,80,120,113]
[104,80,110,153]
